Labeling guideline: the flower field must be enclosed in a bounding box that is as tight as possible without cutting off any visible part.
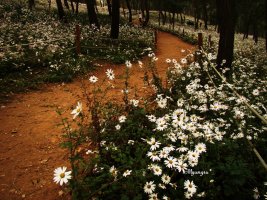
[58,27,267,199]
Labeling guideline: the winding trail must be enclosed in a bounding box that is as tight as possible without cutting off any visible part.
[0,31,195,200]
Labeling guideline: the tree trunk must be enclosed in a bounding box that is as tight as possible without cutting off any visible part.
[193,0,199,29]
[216,0,236,70]
[142,0,149,27]
[94,0,99,14]
[70,0,75,13]
[125,0,132,23]
[86,0,100,29]
[180,13,183,23]
[63,0,69,10]
[172,12,175,30]
[163,10,167,25]
[107,0,112,16]
[56,0,65,20]
[75,0,79,14]
[28,0,35,10]
[140,0,145,20]
[110,0,120,39]
[266,0,267,51]
[253,23,258,44]
[48,0,51,11]
[202,0,208,30]
[243,22,249,40]
[158,10,161,26]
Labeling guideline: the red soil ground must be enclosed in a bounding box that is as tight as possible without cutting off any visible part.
[0,31,194,200]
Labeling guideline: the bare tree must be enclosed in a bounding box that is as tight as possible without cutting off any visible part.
[110,0,120,39]
[107,0,112,16]
[56,0,65,20]
[266,0,267,51]
[216,0,236,70]
[142,0,149,26]
[125,0,132,23]
[28,0,35,10]
[86,0,100,28]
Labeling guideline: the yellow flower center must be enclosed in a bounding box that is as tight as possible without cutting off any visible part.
[60,173,65,178]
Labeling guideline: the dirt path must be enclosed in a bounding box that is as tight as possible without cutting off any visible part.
[0,31,194,200]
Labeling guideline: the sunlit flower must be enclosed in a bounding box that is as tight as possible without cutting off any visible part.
[149,164,162,176]
[149,193,158,200]
[125,60,132,68]
[130,99,139,107]
[89,75,98,83]
[166,58,171,63]
[181,58,187,64]
[123,169,132,177]
[159,183,166,189]
[177,159,188,173]
[53,166,71,186]
[128,140,135,145]
[109,166,118,177]
[195,143,206,154]
[177,147,189,152]
[252,89,259,96]
[147,114,157,122]
[159,149,169,158]
[163,195,170,200]
[138,60,143,68]
[184,180,197,194]
[106,69,115,80]
[164,156,178,168]
[147,151,161,162]
[71,102,82,119]
[144,181,156,194]
[187,150,200,162]
[118,115,127,123]
[253,187,260,199]
[147,137,161,151]
[115,124,121,130]
[161,174,171,184]
[157,98,167,108]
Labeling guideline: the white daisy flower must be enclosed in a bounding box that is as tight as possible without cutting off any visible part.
[115,124,121,130]
[184,180,197,194]
[150,164,162,176]
[130,99,139,107]
[147,137,161,151]
[149,193,158,200]
[164,156,178,168]
[252,89,259,96]
[147,115,157,122]
[166,58,171,63]
[123,169,132,177]
[144,181,156,194]
[195,143,206,154]
[138,60,143,68]
[161,174,171,184]
[109,166,118,177]
[176,159,188,173]
[106,69,115,80]
[157,98,167,108]
[253,187,260,199]
[147,151,161,162]
[89,75,98,83]
[125,60,132,68]
[71,102,82,119]
[53,166,71,186]
[128,140,135,145]
[118,115,127,123]
[181,58,187,64]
